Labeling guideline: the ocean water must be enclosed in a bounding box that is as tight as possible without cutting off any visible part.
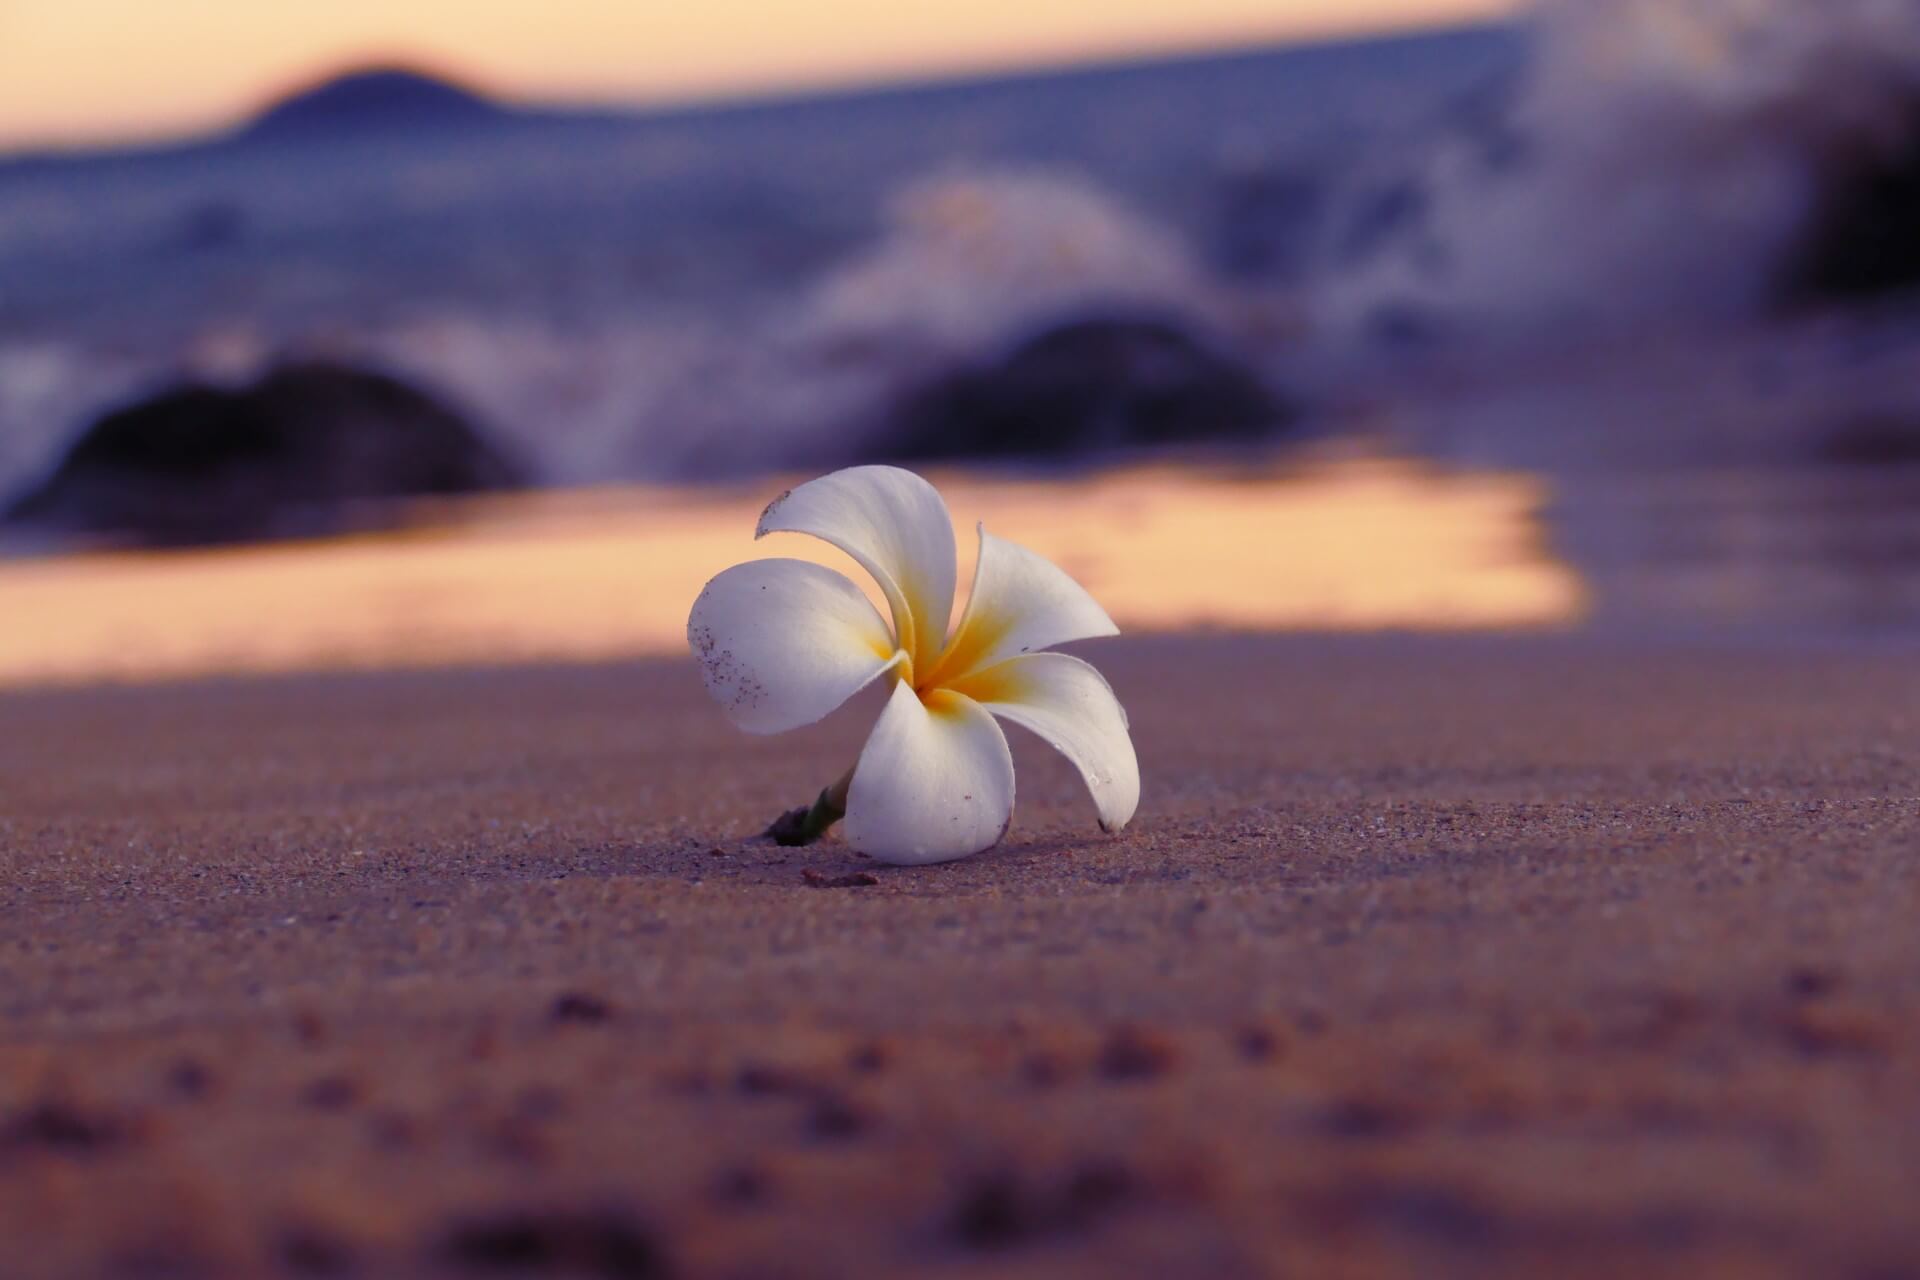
[0,25,1517,494]
[4,2,1920,643]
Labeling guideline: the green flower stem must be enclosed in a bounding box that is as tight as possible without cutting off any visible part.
[764,768,854,846]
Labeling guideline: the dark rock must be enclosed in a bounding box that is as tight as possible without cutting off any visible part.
[8,361,523,546]
[244,67,506,143]
[1780,105,1920,305]
[880,314,1291,462]
[1817,413,1920,467]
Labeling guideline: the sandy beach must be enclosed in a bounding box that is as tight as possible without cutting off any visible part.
[9,0,1920,1274]
[2,632,1916,1277]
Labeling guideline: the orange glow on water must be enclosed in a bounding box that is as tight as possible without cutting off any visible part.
[0,458,1586,688]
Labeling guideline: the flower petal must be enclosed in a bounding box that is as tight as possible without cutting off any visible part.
[755,466,957,678]
[924,527,1118,686]
[950,653,1138,833]
[688,558,903,735]
[843,681,1015,864]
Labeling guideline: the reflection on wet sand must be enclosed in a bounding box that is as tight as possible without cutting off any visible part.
[1551,464,1920,633]
[1,454,1585,688]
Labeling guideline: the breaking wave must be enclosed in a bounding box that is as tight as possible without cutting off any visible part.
[1321,0,1920,342]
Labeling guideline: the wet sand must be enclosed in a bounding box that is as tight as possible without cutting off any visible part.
[2,633,1917,1278]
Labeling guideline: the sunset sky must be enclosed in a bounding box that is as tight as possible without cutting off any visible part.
[0,0,1516,149]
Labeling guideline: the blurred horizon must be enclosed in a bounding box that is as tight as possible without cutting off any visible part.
[0,0,1516,151]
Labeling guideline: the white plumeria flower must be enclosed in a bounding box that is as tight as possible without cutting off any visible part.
[688,465,1139,865]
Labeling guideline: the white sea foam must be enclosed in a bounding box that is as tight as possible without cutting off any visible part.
[378,171,1241,480]
[1320,0,1920,341]
[800,170,1220,354]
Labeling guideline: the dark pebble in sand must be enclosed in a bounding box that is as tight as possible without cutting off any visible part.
[165,1058,215,1100]
[367,1110,419,1150]
[949,1161,1137,1250]
[514,1086,566,1122]
[295,1011,330,1047]
[951,1173,1029,1249]
[301,1076,360,1111]
[1022,1052,1068,1088]
[805,1091,871,1141]
[1778,1004,1890,1058]
[660,1067,714,1097]
[1319,1096,1416,1140]
[435,1208,668,1278]
[735,1063,807,1097]
[1315,1179,1504,1250]
[550,993,613,1024]
[1097,1027,1177,1081]
[1784,967,1841,1000]
[802,869,880,888]
[1235,1025,1283,1062]
[1,1100,129,1154]
[278,1225,356,1276]
[108,1239,213,1278]
[488,1124,553,1167]
[710,1164,774,1208]
[1815,413,1920,467]
[846,1040,890,1074]
[1059,1161,1135,1222]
